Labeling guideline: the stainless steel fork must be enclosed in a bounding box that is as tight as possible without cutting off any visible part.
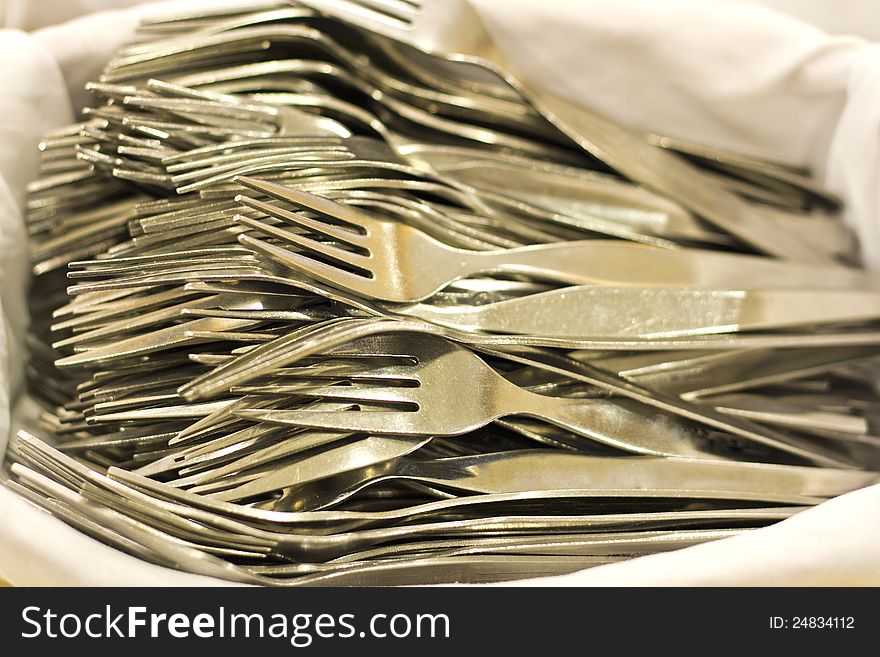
[231,176,877,303]
[232,333,857,466]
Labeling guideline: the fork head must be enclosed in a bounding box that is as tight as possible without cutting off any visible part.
[232,175,464,302]
[235,334,507,435]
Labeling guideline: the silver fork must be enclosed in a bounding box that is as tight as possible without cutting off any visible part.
[231,176,877,303]
[232,333,857,466]
[291,0,822,262]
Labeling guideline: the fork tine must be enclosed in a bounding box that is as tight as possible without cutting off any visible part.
[235,358,418,384]
[300,0,413,31]
[171,394,277,444]
[235,176,375,232]
[347,0,419,24]
[160,137,343,164]
[175,162,307,194]
[170,151,353,184]
[234,214,371,269]
[167,424,290,472]
[53,294,222,349]
[236,408,422,434]
[204,434,430,502]
[186,472,264,496]
[166,146,347,174]
[172,421,356,483]
[123,95,273,124]
[51,287,198,331]
[177,317,359,400]
[235,382,420,404]
[91,400,233,424]
[55,317,257,367]
[279,362,420,382]
[236,193,366,246]
[237,233,374,293]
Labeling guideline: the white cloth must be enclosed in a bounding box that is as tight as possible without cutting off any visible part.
[729,0,880,41]
[1,0,879,586]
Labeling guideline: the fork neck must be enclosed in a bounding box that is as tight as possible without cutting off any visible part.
[493,385,716,458]
[491,373,577,418]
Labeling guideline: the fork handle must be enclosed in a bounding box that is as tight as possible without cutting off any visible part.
[406,287,880,338]
[467,241,876,290]
[509,393,720,459]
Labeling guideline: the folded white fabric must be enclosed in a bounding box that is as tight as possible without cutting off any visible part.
[1,0,879,586]
[729,0,880,41]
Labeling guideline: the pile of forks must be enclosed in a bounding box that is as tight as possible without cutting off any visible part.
[8,0,880,585]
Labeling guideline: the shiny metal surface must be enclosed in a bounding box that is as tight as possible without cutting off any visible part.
[10,1,880,586]
[229,176,877,303]
[292,0,828,261]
